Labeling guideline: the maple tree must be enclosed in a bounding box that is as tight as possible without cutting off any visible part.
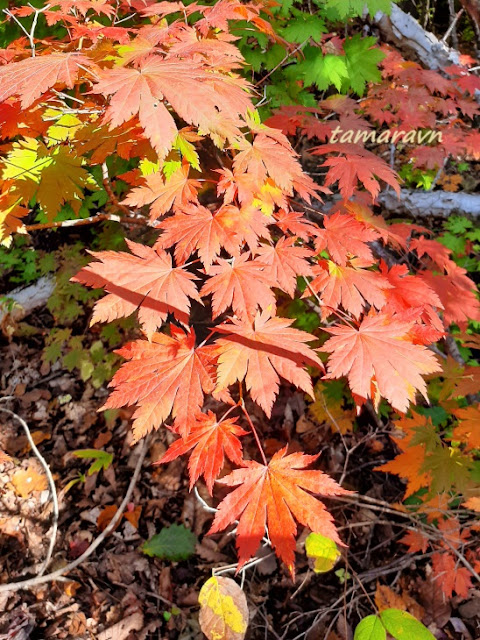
[0,0,479,602]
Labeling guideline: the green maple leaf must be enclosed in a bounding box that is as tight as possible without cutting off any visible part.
[422,447,472,495]
[300,49,348,91]
[321,0,393,19]
[281,12,326,43]
[343,35,385,95]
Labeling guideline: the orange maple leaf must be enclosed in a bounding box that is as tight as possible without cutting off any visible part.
[92,56,251,156]
[214,312,323,416]
[72,240,201,340]
[322,312,441,412]
[314,212,380,266]
[102,326,216,440]
[307,258,392,319]
[123,163,201,221]
[0,52,92,108]
[157,411,247,494]
[200,253,276,321]
[256,237,314,297]
[208,447,351,578]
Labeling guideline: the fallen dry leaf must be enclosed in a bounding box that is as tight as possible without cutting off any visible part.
[12,464,47,497]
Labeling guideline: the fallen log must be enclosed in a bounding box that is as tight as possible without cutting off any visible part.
[377,188,480,219]
[373,4,461,69]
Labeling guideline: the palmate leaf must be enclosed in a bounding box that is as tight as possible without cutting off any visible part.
[322,311,441,413]
[312,144,400,200]
[214,312,323,416]
[71,240,202,339]
[157,411,247,495]
[0,53,92,109]
[209,447,351,578]
[2,138,93,219]
[200,253,276,321]
[102,325,216,440]
[91,55,252,157]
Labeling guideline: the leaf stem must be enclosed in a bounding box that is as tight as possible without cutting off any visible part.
[240,402,267,466]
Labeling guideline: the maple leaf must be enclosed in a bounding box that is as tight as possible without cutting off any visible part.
[311,143,400,200]
[155,204,240,271]
[157,411,247,494]
[0,192,27,243]
[200,253,276,321]
[451,405,480,450]
[306,258,392,319]
[214,312,323,416]
[233,129,320,199]
[410,236,453,272]
[273,209,319,242]
[72,240,201,339]
[432,552,472,599]
[315,212,380,266]
[103,326,216,440]
[1,138,93,219]
[91,56,251,156]
[123,163,200,221]
[380,262,443,314]
[208,447,351,578]
[256,237,314,297]
[0,53,92,109]
[419,265,480,327]
[400,530,429,554]
[322,312,441,412]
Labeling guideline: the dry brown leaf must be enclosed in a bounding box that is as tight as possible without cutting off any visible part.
[124,504,141,529]
[12,465,47,498]
[375,583,407,612]
[199,576,249,640]
[97,505,119,531]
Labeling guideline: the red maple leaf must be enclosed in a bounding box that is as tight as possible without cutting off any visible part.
[432,552,472,599]
[322,311,441,412]
[214,312,323,416]
[102,326,216,440]
[311,143,400,200]
[157,410,247,494]
[209,447,351,578]
[315,212,380,266]
[200,253,276,321]
[419,264,480,327]
[72,240,201,339]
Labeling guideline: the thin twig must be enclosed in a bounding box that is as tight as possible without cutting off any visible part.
[0,400,58,577]
[0,436,149,592]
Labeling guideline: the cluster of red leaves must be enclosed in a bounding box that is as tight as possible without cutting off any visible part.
[0,0,479,578]
[268,45,480,179]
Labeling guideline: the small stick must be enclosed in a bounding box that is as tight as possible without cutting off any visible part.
[0,436,149,592]
[0,400,59,577]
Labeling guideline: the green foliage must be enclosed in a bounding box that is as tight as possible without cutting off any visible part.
[142,524,197,561]
[343,35,385,95]
[73,449,114,476]
[354,615,386,640]
[380,609,435,640]
[355,610,435,640]
[43,328,123,388]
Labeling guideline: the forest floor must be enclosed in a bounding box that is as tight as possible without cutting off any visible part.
[0,294,478,640]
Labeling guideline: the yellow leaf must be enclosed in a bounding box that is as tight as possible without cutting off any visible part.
[2,138,94,219]
[0,192,27,244]
[46,112,83,144]
[198,576,248,640]
[12,464,48,498]
[305,532,341,573]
